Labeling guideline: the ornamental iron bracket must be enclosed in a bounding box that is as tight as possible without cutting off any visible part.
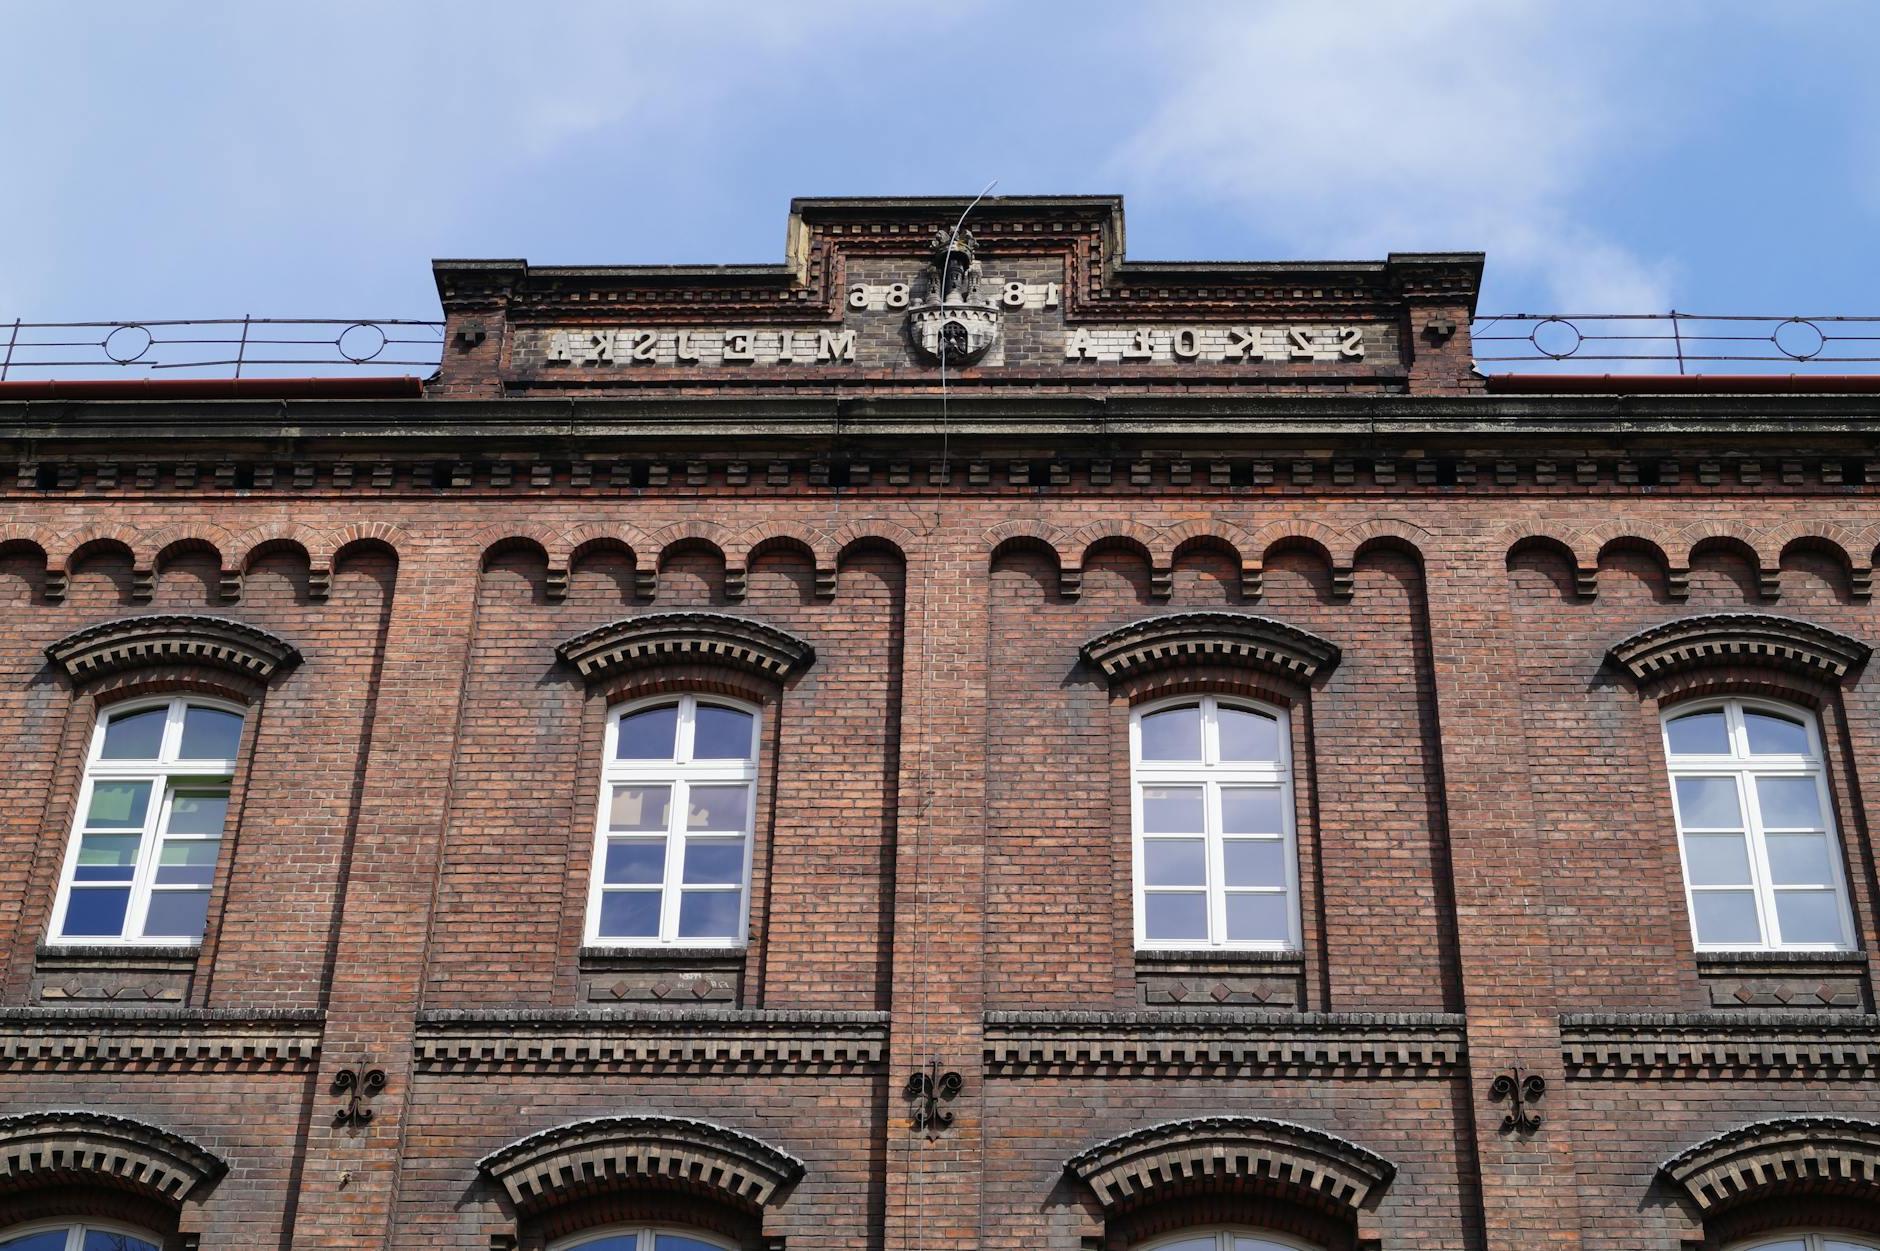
[904,1059,963,1136]
[1489,1066,1544,1134]
[333,1065,387,1127]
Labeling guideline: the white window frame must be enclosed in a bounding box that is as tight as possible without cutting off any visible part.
[550,1225,738,1251]
[47,695,243,947]
[585,694,760,948]
[1663,696,1856,953]
[1131,694,1301,951]
[0,1218,165,1250]
[1727,1234,1880,1251]
[1135,1227,1320,1251]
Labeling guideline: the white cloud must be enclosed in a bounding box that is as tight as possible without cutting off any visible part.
[1112,1,1685,311]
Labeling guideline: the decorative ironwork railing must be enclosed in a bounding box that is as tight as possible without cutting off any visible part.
[0,317,445,381]
[1470,313,1880,373]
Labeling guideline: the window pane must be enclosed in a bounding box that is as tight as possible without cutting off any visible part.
[1766,832,1835,885]
[155,839,221,885]
[1691,890,1762,945]
[677,889,742,938]
[1682,832,1752,886]
[1218,705,1281,761]
[597,890,660,937]
[1139,705,1202,762]
[1745,710,1811,755]
[609,784,670,832]
[693,704,755,759]
[1225,892,1292,943]
[61,887,130,937]
[84,1231,161,1251]
[682,838,746,885]
[1143,891,1207,942]
[656,1236,731,1251]
[178,706,243,759]
[1774,890,1845,945]
[100,706,167,759]
[143,889,210,939]
[1674,776,1741,828]
[74,832,141,881]
[603,840,665,885]
[86,780,152,829]
[1224,839,1287,888]
[1756,776,1824,828]
[1141,786,1203,833]
[1235,1239,1304,1251]
[1664,710,1729,755]
[569,1238,636,1251]
[1,1232,75,1251]
[166,792,229,836]
[1143,838,1206,887]
[686,785,750,832]
[1150,1239,1215,1251]
[1221,787,1284,834]
[616,704,678,760]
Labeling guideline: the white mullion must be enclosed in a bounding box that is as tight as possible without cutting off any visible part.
[1737,769,1778,949]
[661,775,689,942]
[1204,778,1224,947]
[125,774,175,939]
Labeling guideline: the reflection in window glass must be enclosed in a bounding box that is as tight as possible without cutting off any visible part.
[0,1224,163,1251]
[556,1227,737,1251]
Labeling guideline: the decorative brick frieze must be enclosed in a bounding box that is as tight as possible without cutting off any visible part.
[577,947,744,1006]
[44,613,300,683]
[1606,612,1871,684]
[1560,1012,1880,1075]
[412,1007,888,1072]
[1133,949,1305,1010]
[555,611,815,684]
[0,1109,226,1203]
[1660,1115,1880,1212]
[0,1007,323,1070]
[478,1114,804,1213]
[1080,612,1341,684]
[32,943,199,1005]
[984,1011,1464,1075]
[1695,950,1871,1012]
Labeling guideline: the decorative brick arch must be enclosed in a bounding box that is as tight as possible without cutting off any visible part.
[44,614,302,685]
[1502,526,1594,599]
[56,529,144,604]
[730,528,835,602]
[986,520,1075,598]
[556,611,815,685]
[1071,522,1170,601]
[1607,612,1870,686]
[1585,525,1686,600]
[1763,525,1872,602]
[1661,1116,1880,1217]
[1065,1116,1395,1246]
[478,1114,803,1218]
[1080,612,1341,685]
[1684,527,1779,602]
[0,1109,226,1206]
[1249,521,1351,601]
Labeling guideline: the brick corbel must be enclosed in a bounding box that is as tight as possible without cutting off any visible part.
[1661,1115,1880,1216]
[0,1109,226,1204]
[1607,612,1870,686]
[556,612,814,685]
[44,614,301,685]
[1080,612,1340,685]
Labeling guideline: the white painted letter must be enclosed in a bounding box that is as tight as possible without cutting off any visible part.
[817,329,856,363]
[723,330,755,362]
[1066,328,1098,359]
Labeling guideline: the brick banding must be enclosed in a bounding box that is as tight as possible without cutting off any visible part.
[985,1010,1464,1074]
[44,613,301,682]
[478,1114,804,1213]
[414,1007,888,1072]
[555,611,814,683]
[1606,612,1871,683]
[0,1006,324,1070]
[1064,1115,1395,1215]
[0,1108,226,1203]
[1079,611,1340,683]
[1563,1012,1880,1076]
[1660,1115,1880,1212]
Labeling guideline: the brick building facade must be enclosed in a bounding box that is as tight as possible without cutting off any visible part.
[1,196,1878,1251]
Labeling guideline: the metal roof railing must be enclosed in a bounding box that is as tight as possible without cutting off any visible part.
[0,317,445,381]
[1469,312,1880,374]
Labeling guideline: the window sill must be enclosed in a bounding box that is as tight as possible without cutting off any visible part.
[33,943,200,1005]
[577,946,746,1007]
[1695,949,1869,1012]
[1134,948,1305,1009]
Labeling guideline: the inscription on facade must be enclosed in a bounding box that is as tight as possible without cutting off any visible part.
[1065,325,1367,363]
[544,328,857,367]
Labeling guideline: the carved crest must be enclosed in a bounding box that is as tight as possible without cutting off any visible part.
[908,227,1002,365]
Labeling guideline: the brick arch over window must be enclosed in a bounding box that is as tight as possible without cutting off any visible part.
[44,614,301,685]
[478,1115,804,1220]
[1607,613,1870,686]
[1080,612,1341,686]
[0,1109,226,1207]
[556,611,815,685]
[1065,1117,1394,1247]
[1660,1116,1880,1222]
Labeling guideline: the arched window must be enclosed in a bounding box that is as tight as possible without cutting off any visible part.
[1137,1230,1317,1251]
[0,1221,163,1250]
[1132,695,1299,950]
[587,695,759,946]
[551,1230,734,1251]
[49,696,243,944]
[1662,698,1854,951]
[1730,1236,1880,1251]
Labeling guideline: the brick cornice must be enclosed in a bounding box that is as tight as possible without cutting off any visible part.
[1607,612,1871,684]
[1660,1115,1880,1213]
[1560,1011,1880,1076]
[985,1010,1463,1075]
[45,613,300,684]
[1080,612,1340,684]
[1065,1115,1395,1216]
[0,1006,324,1070]
[556,611,814,685]
[412,1007,887,1072]
[478,1114,803,1214]
[0,1108,226,1203]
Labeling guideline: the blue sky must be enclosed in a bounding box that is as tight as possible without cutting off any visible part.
[3,2,1877,330]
